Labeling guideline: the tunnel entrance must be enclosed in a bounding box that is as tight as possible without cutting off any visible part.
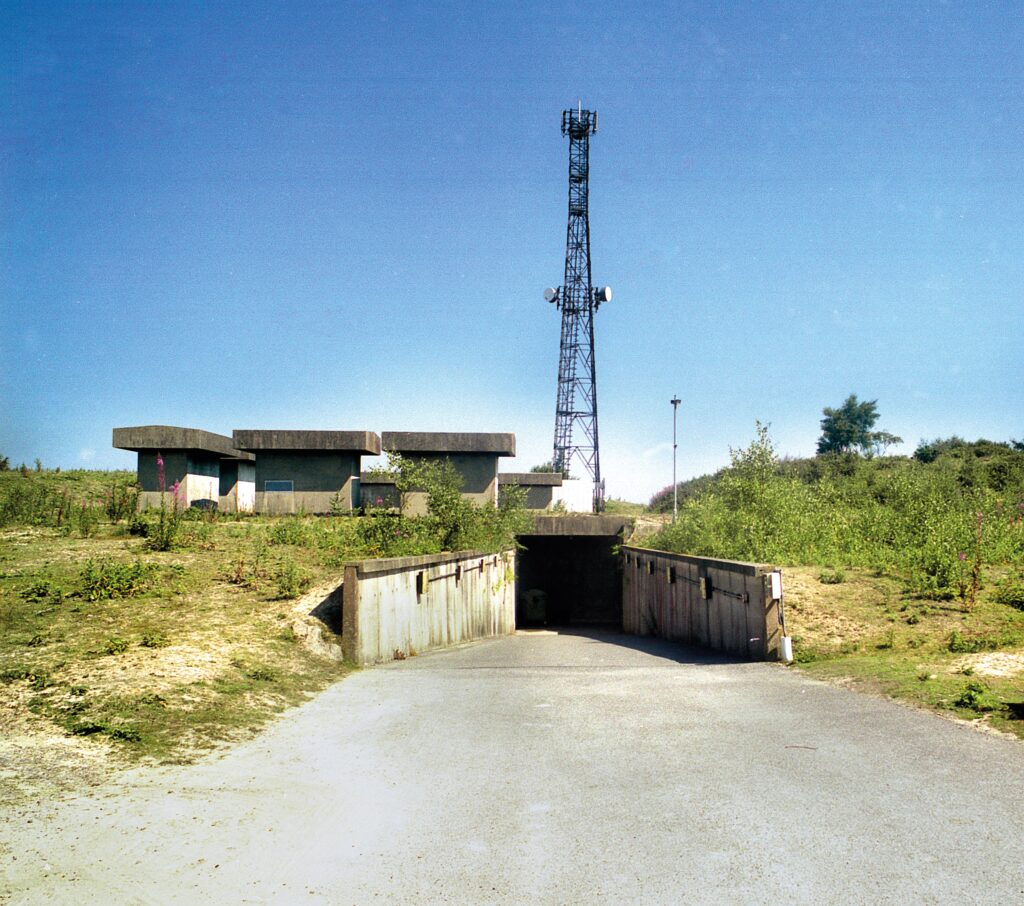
[515,516,627,628]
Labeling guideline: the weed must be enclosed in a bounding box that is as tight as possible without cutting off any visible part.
[145,477,184,551]
[274,558,310,599]
[139,632,169,649]
[104,637,130,655]
[876,628,897,650]
[0,667,50,688]
[21,578,64,602]
[269,518,308,546]
[244,666,276,682]
[69,720,142,742]
[79,558,156,601]
[953,680,997,712]
[818,569,846,584]
[991,572,1024,610]
[947,630,1000,654]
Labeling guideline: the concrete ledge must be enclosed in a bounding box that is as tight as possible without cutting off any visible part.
[622,545,765,577]
[112,426,254,461]
[526,515,631,536]
[382,432,515,456]
[500,472,563,487]
[233,430,381,455]
[345,550,503,577]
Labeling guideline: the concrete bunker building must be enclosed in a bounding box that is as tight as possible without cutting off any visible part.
[232,430,382,515]
[498,472,563,511]
[381,432,516,516]
[112,426,256,512]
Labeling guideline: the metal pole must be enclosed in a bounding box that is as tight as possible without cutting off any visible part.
[671,397,681,522]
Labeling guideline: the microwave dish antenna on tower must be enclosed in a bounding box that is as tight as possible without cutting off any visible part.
[545,104,611,513]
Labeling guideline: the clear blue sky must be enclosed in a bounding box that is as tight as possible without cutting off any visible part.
[3,1,1022,501]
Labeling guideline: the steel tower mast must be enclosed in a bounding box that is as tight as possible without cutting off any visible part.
[545,104,611,512]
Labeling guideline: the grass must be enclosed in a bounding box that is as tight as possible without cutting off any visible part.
[603,498,647,516]
[780,565,1024,739]
[0,518,358,780]
[0,465,529,798]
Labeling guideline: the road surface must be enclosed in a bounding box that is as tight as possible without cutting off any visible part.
[2,630,1022,904]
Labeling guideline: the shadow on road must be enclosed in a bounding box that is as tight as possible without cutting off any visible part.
[538,626,749,667]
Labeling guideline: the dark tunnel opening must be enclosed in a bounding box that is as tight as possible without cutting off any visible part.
[515,534,622,628]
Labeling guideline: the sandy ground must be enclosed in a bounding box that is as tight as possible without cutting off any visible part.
[2,630,1023,905]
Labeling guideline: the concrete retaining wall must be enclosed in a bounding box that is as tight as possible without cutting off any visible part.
[342,550,516,665]
[622,546,782,660]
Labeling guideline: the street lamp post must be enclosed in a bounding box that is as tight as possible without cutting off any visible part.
[670,396,681,522]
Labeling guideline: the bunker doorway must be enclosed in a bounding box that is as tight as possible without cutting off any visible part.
[516,535,621,628]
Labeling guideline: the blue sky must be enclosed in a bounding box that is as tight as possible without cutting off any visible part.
[3,1,1022,501]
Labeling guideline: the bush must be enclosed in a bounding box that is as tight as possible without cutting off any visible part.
[274,558,311,599]
[79,558,156,601]
[145,492,183,551]
[991,572,1024,610]
[641,424,1024,594]
[269,518,309,546]
[953,681,998,712]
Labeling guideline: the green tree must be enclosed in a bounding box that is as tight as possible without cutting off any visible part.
[817,394,902,456]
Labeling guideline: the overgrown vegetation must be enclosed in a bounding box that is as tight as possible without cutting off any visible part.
[0,459,529,793]
[646,424,1024,599]
[640,423,1024,737]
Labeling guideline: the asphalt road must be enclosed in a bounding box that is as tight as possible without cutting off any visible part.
[2,630,1023,904]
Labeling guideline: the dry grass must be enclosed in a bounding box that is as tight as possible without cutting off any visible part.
[0,521,351,803]
[782,565,1024,739]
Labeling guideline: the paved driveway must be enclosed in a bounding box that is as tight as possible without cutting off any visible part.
[2,630,1022,904]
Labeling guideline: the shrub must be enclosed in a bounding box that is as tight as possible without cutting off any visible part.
[145,485,184,551]
[991,572,1024,610]
[21,577,65,603]
[269,518,309,546]
[79,558,156,601]
[105,480,139,522]
[947,630,1002,654]
[104,637,130,655]
[953,681,998,712]
[274,558,310,599]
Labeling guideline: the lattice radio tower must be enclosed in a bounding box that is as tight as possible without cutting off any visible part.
[544,103,612,512]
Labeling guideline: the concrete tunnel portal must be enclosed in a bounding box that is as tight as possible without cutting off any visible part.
[515,516,629,628]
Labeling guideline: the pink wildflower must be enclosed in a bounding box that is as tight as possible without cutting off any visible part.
[169,480,185,506]
[156,453,165,493]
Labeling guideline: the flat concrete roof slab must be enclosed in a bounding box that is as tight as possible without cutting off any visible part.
[382,432,515,456]
[112,426,254,461]
[499,472,563,487]
[526,514,631,536]
[233,430,381,455]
